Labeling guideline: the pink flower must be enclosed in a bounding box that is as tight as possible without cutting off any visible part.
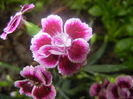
[20,4,35,14]
[30,15,92,75]
[89,79,110,99]
[15,65,56,99]
[0,4,35,40]
[107,76,133,99]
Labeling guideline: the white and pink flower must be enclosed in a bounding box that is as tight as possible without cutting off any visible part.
[30,15,92,75]
[15,65,56,99]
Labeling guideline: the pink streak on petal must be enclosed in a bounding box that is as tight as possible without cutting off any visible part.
[49,47,65,55]
[35,66,52,86]
[21,4,35,13]
[67,38,89,63]
[30,32,52,60]
[37,55,59,68]
[89,83,101,96]
[4,12,22,33]
[39,45,65,57]
[64,18,92,41]
[38,45,53,58]
[20,66,46,84]
[32,85,56,99]
[107,83,119,99]
[0,32,7,40]
[58,56,82,75]
[15,80,33,96]
[116,76,133,89]
[0,12,22,40]
[41,15,63,36]
[20,66,34,77]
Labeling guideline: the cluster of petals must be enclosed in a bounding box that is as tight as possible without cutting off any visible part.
[89,79,110,99]
[15,65,56,99]
[89,76,133,99]
[30,15,92,75]
[0,4,34,40]
[107,76,133,99]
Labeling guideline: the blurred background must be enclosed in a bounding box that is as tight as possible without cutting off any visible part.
[0,0,133,99]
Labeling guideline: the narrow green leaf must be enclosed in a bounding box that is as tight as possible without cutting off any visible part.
[24,20,40,36]
[0,62,20,72]
[88,42,107,65]
[0,81,11,87]
[83,64,127,73]
[90,33,97,45]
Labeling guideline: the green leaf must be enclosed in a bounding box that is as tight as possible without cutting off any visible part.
[126,24,133,36]
[0,81,11,87]
[88,5,102,16]
[24,20,40,36]
[88,42,107,65]
[0,62,20,72]
[90,33,97,45]
[83,64,127,73]
[114,37,133,58]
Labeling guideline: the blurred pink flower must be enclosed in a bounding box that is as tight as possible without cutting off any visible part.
[15,65,56,99]
[107,76,133,99]
[0,4,35,40]
[30,15,92,75]
[89,79,110,99]
[89,76,133,99]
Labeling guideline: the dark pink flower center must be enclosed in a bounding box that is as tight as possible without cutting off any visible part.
[33,85,52,98]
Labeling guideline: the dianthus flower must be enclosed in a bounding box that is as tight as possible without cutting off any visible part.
[89,79,110,99]
[0,4,34,40]
[15,65,56,99]
[107,76,133,99]
[30,15,92,75]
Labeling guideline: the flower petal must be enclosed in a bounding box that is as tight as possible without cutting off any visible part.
[64,18,92,41]
[20,66,46,84]
[38,45,53,58]
[3,12,22,33]
[0,12,22,40]
[30,32,52,60]
[15,80,33,96]
[67,38,89,63]
[118,88,130,98]
[39,45,65,57]
[129,88,133,98]
[97,89,108,99]
[107,83,119,99]
[35,66,52,86]
[41,15,63,36]
[89,83,101,96]
[58,56,82,75]
[37,55,59,68]
[20,4,35,13]
[102,79,110,88]
[116,76,133,89]
[0,32,8,40]
[32,85,56,99]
